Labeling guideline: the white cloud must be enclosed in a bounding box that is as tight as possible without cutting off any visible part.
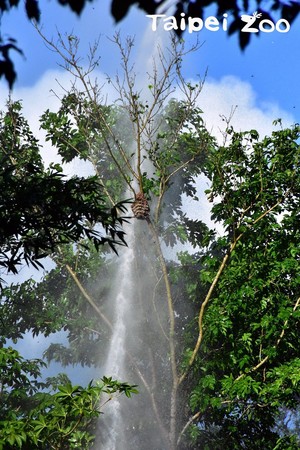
[1,65,293,150]
[198,75,295,142]
[180,75,295,233]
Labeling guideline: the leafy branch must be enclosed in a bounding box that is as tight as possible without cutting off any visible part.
[235,296,300,382]
[179,187,295,385]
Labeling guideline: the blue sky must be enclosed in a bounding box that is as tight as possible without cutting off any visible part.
[1,0,299,118]
[1,0,300,121]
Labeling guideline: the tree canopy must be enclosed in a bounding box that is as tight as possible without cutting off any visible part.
[0,32,299,449]
[0,92,133,450]
[0,100,127,280]
[0,346,137,449]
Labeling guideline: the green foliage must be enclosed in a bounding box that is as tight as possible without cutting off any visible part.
[0,98,136,447]
[40,94,134,204]
[1,56,300,448]
[182,123,300,448]
[0,347,137,450]
[0,100,127,278]
[148,100,212,210]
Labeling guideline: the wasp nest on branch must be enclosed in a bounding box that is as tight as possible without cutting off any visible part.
[131,192,150,220]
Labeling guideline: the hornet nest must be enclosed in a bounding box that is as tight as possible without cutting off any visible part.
[131,192,150,221]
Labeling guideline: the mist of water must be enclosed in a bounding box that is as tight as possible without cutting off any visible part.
[95,211,172,450]
[101,221,135,449]
[95,25,179,450]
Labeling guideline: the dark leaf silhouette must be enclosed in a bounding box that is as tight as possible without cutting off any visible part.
[111,0,135,22]
[25,0,40,20]
[0,101,127,277]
